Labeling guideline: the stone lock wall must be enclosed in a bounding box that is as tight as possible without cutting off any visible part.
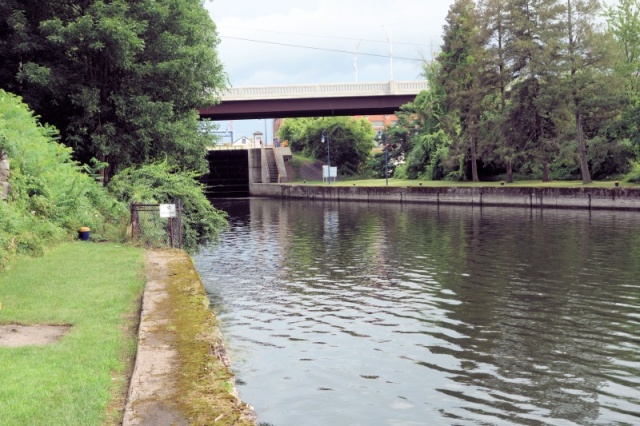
[249,183,640,211]
[0,151,9,200]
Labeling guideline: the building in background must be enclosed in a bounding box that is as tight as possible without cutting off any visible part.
[353,114,398,133]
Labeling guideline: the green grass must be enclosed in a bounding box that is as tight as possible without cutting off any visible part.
[289,152,317,168]
[0,242,145,426]
[290,178,638,188]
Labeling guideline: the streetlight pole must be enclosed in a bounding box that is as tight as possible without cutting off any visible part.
[321,130,331,185]
[385,140,389,187]
[377,130,389,186]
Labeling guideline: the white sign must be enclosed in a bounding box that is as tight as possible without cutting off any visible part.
[322,166,337,181]
[159,204,177,218]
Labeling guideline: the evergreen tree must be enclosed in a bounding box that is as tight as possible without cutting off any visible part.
[479,0,516,181]
[605,0,640,155]
[561,0,610,184]
[437,0,485,181]
[501,0,566,181]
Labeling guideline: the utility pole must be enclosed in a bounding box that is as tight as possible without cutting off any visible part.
[354,39,362,83]
[383,26,393,81]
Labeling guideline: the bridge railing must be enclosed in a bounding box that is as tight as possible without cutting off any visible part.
[219,80,428,101]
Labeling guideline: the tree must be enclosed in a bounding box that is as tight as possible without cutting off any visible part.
[277,117,375,176]
[606,0,640,98]
[0,0,226,181]
[393,61,455,180]
[562,0,608,184]
[479,0,519,181]
[437,0,485,181]
[501,0,567,182]
[605,0,640,153]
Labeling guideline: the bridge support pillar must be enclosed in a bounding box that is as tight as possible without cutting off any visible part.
[248,149,263,184]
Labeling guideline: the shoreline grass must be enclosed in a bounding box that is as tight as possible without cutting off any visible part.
[160,252,255,425]
[0,242,145,425]
[291,178,638,188]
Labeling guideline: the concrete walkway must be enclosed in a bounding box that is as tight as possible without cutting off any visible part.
[122,251,188,426]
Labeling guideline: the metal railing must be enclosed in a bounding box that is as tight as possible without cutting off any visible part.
[130,199,183,249]
[219,80,429,101]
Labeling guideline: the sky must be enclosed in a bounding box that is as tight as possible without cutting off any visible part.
[202,0,618,142]
[203,0,454,141]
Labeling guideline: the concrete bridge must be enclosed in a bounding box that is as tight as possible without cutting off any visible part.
[199,80,428,120]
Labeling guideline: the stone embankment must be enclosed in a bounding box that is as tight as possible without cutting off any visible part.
[0,151,9,200]
[123,250,254,426]
[250,183,640,210]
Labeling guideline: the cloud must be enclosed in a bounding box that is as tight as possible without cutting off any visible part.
[205,0,451,86]
[203,0,622,138]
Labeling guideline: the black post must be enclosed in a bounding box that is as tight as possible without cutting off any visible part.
[328,135,331,185]
[385,146,389,186]
[322,130,331,185]
[130,202,136,243]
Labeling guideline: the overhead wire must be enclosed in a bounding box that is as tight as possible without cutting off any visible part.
[220,26,431,48]
[219,36,427,62]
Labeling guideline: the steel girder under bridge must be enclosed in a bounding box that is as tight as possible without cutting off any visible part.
[198,80,428,120]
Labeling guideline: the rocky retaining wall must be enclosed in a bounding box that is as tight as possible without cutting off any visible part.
[250,183,640,211]
[0,151,9,200]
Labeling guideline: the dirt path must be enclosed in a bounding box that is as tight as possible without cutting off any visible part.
[122,251,188,426]
[0,324,70,347]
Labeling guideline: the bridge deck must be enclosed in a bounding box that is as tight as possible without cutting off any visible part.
[218,80,428,101]
[201,80,428,120]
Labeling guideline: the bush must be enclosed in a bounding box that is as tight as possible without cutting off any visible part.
[0,90,128,266]
[624,161,640,183]
[107,162,227,251]
[589,137,634,180]
[0,90,227,266]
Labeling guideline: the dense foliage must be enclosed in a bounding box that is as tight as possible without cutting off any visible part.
[0,90,126,266]
[0,91,226,266]
[107,162,227,251]
[389,0,640,183]
[0,0,225,181]
[278,117,376,176]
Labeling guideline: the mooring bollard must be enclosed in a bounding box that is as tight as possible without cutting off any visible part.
[78,227,91,241]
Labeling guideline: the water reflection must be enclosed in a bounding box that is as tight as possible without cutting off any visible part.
[193,199,640,425]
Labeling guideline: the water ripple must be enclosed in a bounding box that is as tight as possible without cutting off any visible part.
[193,199,640,426]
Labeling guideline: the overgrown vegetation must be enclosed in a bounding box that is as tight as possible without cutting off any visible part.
[382,0,640,184]
[0,91,226,267]
[0,243,145,425]
[0,0,230,265]
[108,162,227,252]
[278,116,375,177]
[0,90,127,266]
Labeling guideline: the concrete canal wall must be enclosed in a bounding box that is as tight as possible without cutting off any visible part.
[250,183,640,211]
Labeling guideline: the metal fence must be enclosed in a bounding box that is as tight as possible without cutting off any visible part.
[130,199,183,249]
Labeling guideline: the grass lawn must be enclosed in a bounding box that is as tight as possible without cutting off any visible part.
[0,242,145,426]
[292,178,638,188]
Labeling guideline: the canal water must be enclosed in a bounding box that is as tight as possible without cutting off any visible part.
[192,198,640,426]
